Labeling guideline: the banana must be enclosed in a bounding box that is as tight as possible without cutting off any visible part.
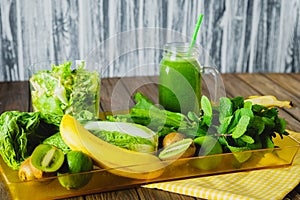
[59,116,88,154]
[60,114,165,180]
[245,95,292,108]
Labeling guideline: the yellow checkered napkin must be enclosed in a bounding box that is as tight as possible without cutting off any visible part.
[144,131,300,200]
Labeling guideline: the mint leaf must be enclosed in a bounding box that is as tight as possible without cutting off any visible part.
[217,116,233,134]
[228,146,252,163]
[260,107,278,118]
[247,141,263,150]
[219,137,252,163]
[232,115,250,138]
[262,117,275,128]
[201,95,212,117]
[231,96,244,111]
[249,116,265,135]
[243,101,252,109]
[202,115,212,127]
[240,107,254,118]
[234,138,247,147]
[252,104,266,113]
[274,118,288,138]
[240,134,255,144]
[262,136,275,148]
[219,97,233,123]
[200,96,213,126]
[187,112,200,123]
[227,109,241,133]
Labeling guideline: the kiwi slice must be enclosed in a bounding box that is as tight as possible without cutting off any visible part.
[31,144,64,172]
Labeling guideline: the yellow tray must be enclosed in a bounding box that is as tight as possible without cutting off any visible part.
[0,134,299,200]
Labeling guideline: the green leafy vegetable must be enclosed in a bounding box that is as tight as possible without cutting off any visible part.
[82,120,158,153]
[201,96,212,117]
[30,61,100,120]
[219,97,233,123]
[200,95,213,127]
[216,96,288,163]
[217,116,233,134]
[240,134,255,144]
[42,133,71,153]
[107,92,193,137]
[90,130,156,153]
[232,115,251,138]
[133,92,156,110]
[231,96,244,111]
[106,92,289,164]
[0,111,61,170]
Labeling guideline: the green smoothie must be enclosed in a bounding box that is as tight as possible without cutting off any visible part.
[159,57,202,114]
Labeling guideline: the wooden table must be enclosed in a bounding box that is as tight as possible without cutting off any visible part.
[0,73,299,200]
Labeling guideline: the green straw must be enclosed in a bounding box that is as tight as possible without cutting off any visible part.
[189,14,204,50]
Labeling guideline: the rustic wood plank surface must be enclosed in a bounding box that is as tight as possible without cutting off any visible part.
[0,73,299,200]
[1,1,300,82]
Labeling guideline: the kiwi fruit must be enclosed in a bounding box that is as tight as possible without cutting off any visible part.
[31,144,64,172]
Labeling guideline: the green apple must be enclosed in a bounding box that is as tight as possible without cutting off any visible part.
[190,136,223,170]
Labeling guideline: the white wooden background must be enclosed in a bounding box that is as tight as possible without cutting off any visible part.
[0,0,299,81]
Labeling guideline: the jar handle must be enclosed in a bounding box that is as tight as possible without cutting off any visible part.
[202,66,226,104]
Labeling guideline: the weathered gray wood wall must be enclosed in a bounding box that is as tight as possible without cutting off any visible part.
[0,0,299,82]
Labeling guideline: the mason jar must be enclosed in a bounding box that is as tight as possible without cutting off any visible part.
[159,42,202,114]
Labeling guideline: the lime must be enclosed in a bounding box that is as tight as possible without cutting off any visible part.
[190,136,223,170]
[58,151,93,190]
